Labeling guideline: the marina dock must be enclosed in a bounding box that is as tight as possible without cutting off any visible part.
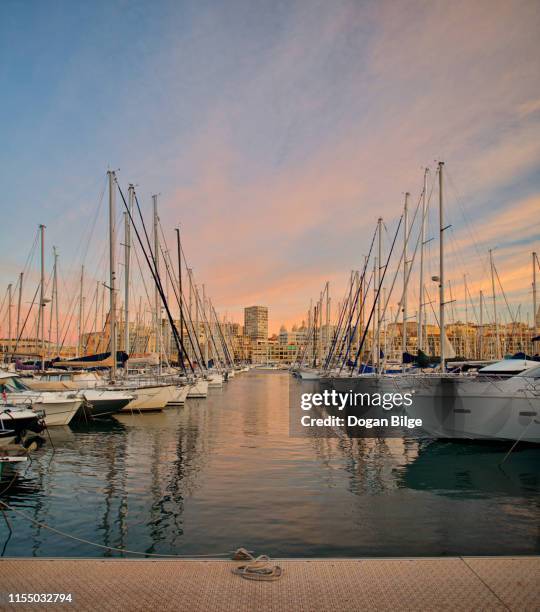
[1,556,538,610]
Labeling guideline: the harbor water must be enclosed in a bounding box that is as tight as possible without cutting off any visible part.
[1,371,539,558]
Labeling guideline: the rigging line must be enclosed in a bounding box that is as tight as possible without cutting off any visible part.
[190,273,223,370]
[157,242,201,371]
[10,284,40,357]
[351,214,403,372]
[465,281,480,325]
[323,275,353,370]
[79,177,107,270]
[327,227,377,370]
[445,167,491,280]
[493,261,517,324]
[117,181,191,374]
[338,268,375,373]
[376,185,426,369]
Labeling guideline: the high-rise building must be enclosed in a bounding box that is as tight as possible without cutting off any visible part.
[244,306,268,340]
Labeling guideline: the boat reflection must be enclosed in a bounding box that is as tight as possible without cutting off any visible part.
[397,440,539,499]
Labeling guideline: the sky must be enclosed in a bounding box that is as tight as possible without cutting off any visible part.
[1,0,539,336]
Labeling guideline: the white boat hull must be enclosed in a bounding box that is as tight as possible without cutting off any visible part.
[34,399,82,426]
[187,380,209,398]
[121,385,174,412]
[399,375,540,443]
[166,385,190,405]
[6,394,81,426]
[299,370,320,380]
[207,374,223,388]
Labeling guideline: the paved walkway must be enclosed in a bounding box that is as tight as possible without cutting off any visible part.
[0,557,538,611]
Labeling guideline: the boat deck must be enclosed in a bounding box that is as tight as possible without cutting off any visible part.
[1,556,538,610]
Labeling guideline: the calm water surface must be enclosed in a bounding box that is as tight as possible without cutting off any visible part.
[1,371,539,557]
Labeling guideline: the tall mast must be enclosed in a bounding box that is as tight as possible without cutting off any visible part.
[372,259,377,367]
[377,217,382,372]
[175,228,183,351]
[533,252,538,336]
[188,267,193,365]
[7,283,12,361]
[438,162,445,372]
[153,194,161,373]
[124,185,133,355]
[77,265,84,357]
[489,249,500,359]
[479,290,484,360]
[318,290,323,366]
[39,224,46,371]
[463,274,468,358]
[53,249,59,356]
[48,250,55,358]
[94,280,99,354]
[325,282,330,356]
[418,168,428,353]
[16,272,23,347]
[108,170,117,380]
[203,284,209,365]
[194,275,200,367]
[402,192,409,372]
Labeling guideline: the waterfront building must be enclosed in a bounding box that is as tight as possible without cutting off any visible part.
[244,306,268,340]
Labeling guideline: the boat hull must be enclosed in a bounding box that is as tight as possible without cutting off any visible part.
[80,390,133,418]
[187,380,209,398]
[166,385,190,405]
[32,399,82,426]
[402,377,540,443]
[121,385,173,412]
[207,374,223,388]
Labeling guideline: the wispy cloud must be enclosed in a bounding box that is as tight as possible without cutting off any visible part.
[1,0,539,334]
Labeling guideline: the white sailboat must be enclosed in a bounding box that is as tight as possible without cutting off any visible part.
[0,372,81,426]
[401,365,540,443]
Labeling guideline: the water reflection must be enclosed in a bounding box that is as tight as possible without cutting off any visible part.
[398,440,540,499]
[0,372,538,558]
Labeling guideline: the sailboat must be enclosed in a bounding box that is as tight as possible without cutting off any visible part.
[401,364,540,443]
[0,372,82,426]
[101,173,177,413]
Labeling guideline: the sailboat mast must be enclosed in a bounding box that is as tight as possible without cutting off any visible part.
[402,193,409,372]
[438,162,445,373]
[108,170,117,381]
[7,283,12,360]
[176,228,183,350]
[153,194,161,373]
[479,290,484,360]
[533,252,538,336]
[463,274,468,358]
[418,168,428,353]
[489,249,500,359]
[52,249,59,356]
[77,265,84,357]
[94,280,99,353]
[16,272,23,348]
[203,284,209,365]
[377,217,382,372]
[325,282,330,356]
[39,224,45,371]
[124,185,133,355]
[372,259,377,367]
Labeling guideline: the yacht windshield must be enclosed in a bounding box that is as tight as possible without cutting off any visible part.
[0,376,30,392]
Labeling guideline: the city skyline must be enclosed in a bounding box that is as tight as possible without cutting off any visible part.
[1,1,539,335]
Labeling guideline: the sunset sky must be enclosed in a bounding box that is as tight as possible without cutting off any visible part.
[1,0,539,335]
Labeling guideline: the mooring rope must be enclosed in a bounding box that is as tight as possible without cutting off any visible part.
[0,496,283,578]
[0,498,233,558]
